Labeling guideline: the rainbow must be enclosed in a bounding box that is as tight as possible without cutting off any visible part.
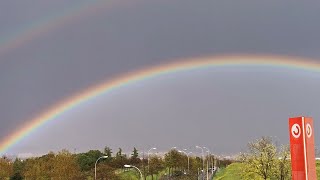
[0,0,124,56]
[1,55,320,154]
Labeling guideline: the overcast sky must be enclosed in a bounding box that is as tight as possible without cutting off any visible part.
[1,0,320,156]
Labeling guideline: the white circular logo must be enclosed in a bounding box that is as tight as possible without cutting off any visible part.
[306,123,312,138]
[291,124,301,138]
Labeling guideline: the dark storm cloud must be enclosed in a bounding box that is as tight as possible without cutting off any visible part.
[1,0,320,154]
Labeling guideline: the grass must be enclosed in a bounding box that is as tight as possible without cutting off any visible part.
[119,169,165,180]
[316,161,320,179]
[214,161,320,179]
[214,163,244,180]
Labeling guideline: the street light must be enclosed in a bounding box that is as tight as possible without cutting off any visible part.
[147,147,157,172]
[196,146,204,171]
[178,150,192,173]
[124,164,143,180]
[203,147,210,180]
[95,155,108,180]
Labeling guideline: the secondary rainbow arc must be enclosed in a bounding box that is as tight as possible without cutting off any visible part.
[1,55,320,154]
[0,0,121,56]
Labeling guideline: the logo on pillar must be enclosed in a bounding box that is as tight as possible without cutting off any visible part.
[291,123,301,138]
[306,123,312,138]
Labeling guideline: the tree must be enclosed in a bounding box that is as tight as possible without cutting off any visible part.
[10,158,24,180]
[104,146,113,161]
[240,136,285,180]
[164,149,185,176]
[23,158,50,179]
[94,163,120,180]
[77,150,104,172]
[10,172,23,180]
[112,148,128,169]
[188,157,202,178]
[51,149,81,179]
[148,155,164,180]
[131,147,139,159]
[274,145,291,180]
[0,157,13,179]
[116,148,123,158]
[130,147,141,166]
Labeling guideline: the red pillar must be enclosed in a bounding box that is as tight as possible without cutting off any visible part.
[289,117,317,180]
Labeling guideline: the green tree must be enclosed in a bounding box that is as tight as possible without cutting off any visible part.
[0,157,13,179]
[240,136,278,180]
[112,148,128,169]
[51,149,81,180]
[10,172,23,180]
[23,157,50,179]
[104,146,113,161]
[130,147,141,166]
[77,150,104,172]
[116,148,122,158]
[164,149,185,176]
[10,158,24,180]
[187,157,202,178]
[148,155,164,180]
[131,147,139,159]
[94,163,120,180]
[274,145,291,180]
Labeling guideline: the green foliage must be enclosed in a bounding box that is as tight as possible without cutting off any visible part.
[116,148,123,158]
[10,158,24,180]
[94,163,120,180]
[12,158,24,174]
[229,137,291,180]
[77,149,104,171]
[10,172,23,180]
[240,137,280,180]
[104,146,113,161]
[164,149,184,169]
[0,157,13,179]
[130,147,141,166]
[273,145,291,180]
[317,160,320,179]
[23,150,81,179]
[1,143,314,179]
[148,155,164,177]
[51,150,81,179]
[112,148,128,169]
[131,147,139,159]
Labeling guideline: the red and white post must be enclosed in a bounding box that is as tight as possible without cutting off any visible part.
[289,117,316,180]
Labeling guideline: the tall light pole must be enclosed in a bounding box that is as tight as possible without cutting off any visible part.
[203,147,210,180]
[95,155,108,180]
[125,164,143,180]
[179,150,192,174]
[196,146,204,171]
[147,147,157,172]
[196,146,204,180]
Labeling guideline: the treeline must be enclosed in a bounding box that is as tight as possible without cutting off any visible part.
[0,147,232,180]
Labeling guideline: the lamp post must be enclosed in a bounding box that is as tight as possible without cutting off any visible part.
[95,155,108,180]
[196,146,204,180]
[179,150,192,174]
[196,146,204,171]
[203,147,210,180]
[125,164,143,180]
[147,147,156,172]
